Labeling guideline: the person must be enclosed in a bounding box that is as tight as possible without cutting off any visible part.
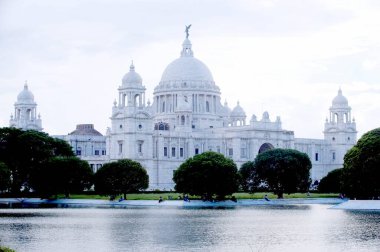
[231,196,237,202]
[264,194,270,201]
[158,196,163,203]
[118,196,124,202]
[184,194,190,202]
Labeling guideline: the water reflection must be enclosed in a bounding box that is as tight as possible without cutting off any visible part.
[0,206,379,252]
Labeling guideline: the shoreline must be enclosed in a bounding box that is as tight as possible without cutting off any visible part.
[0,197,349,208]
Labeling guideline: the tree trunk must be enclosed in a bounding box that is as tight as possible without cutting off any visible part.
[123,193,126,199]
[277,191,284,199]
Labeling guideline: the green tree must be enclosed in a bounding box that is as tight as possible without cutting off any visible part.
[32,156,93,198]
[0,127,74,193]
[95,159,149,199]
[342,128,380,199]
[239,161,260,192]
[0,162,11,193]
[318,168,343,193]
[173,151,240,199]
[254,148,311,198]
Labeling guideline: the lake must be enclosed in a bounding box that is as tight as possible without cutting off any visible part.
[0,205,379,252]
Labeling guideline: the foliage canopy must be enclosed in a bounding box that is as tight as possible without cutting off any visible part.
[253,148,311,198]
[173,151,240,199]
[95,159,149,198]
[342,128,380,199]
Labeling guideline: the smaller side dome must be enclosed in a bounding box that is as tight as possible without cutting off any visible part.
[332,88,348,107]
[122,63,142,86]
[231,101,246,117]
[261,111,270,122]
[17,82,35,103]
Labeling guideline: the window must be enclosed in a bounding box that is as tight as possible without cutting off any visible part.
[96,164,102,171]
[164,147,168,157]
[102,150,106,155]
[118,142,123,154]
[76,149,82,156]
[162,102,165,112]
[332,137,335,141]
[332,152,336,160]
[315,153,319,161]
[138,142,143,153]
[138,124,142,129]
[192,125,195,129]
[228,148,233,157]
[119,124,123,129]
[241,148,247,158]
[181,115,185,125]
[172,147,176,157]
[216,146,220,153]
[94,150,99,155]
[195,148,199,155]
[180,148,184,157]
[90,164,94,171]
[206,101,210,112]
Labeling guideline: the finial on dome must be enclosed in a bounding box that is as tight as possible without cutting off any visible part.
[130,61,135,71]
[38,113,41,119]
[24,80,28,89]
[147,99,151,106]
[237,101,240,106]
[224,99,228,107]
[113,99,117,107]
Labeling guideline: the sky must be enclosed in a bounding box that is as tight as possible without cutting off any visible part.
[0,0,379,138]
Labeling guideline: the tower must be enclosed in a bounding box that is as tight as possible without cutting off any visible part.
[9,82,42,131]
[324,88,357,164]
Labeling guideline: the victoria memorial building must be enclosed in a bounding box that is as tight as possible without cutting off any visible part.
[9,32,357,190]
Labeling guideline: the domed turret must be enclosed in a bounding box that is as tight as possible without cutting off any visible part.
[230,101,246,126]
[261,111,270,122]
[122,63,143,87]
[17,82,35,104]
[10,82,42,131]
[332,88,348,107]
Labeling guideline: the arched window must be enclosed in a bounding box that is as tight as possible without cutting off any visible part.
[258,143,274,154]
[206,101,210,112]
[181,115,185,125]
[154,122,170,131]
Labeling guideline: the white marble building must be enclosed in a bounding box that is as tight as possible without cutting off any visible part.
[107,34,357,189]
[8,32,357,190]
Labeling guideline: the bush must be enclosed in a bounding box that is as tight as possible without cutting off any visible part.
[318,168,343,193]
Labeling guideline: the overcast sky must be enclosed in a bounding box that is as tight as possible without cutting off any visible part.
[0,0,379,139]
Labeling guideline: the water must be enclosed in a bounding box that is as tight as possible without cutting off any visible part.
[0,205,379,252]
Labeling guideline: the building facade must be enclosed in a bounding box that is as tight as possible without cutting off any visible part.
[107,35,357,189]
[55,124,107,173]
[9,34,357,190]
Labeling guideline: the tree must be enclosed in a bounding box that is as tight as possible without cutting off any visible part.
[0,127,74,193]
[254,148,311,198]
[341,128,380,199]
[0,162,11,193]
[173,151,240,199]
[318,168,343,193]
[95,159,149,199]
[31,156,93,198]
[239,161,260,192]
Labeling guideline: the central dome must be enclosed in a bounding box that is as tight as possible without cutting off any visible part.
[160,38,214,83]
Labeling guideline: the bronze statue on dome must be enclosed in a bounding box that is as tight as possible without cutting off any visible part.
[185,24,191,39]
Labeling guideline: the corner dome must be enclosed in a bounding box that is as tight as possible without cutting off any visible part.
[160,38,214,83]
[231,101,246,117]
[122,63,142,86]
[17,83,35,103]
[332,88,348,107]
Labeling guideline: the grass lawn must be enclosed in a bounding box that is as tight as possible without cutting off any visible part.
[61,192,339,200]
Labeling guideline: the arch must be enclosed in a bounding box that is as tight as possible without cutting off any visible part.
[258,143,274,154]
[134,94,140,107]
[334,113,338,123]
[181,115,185,125]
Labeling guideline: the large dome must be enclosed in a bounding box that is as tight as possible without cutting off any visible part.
[160,38,214,83]
[161,57,214,83]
